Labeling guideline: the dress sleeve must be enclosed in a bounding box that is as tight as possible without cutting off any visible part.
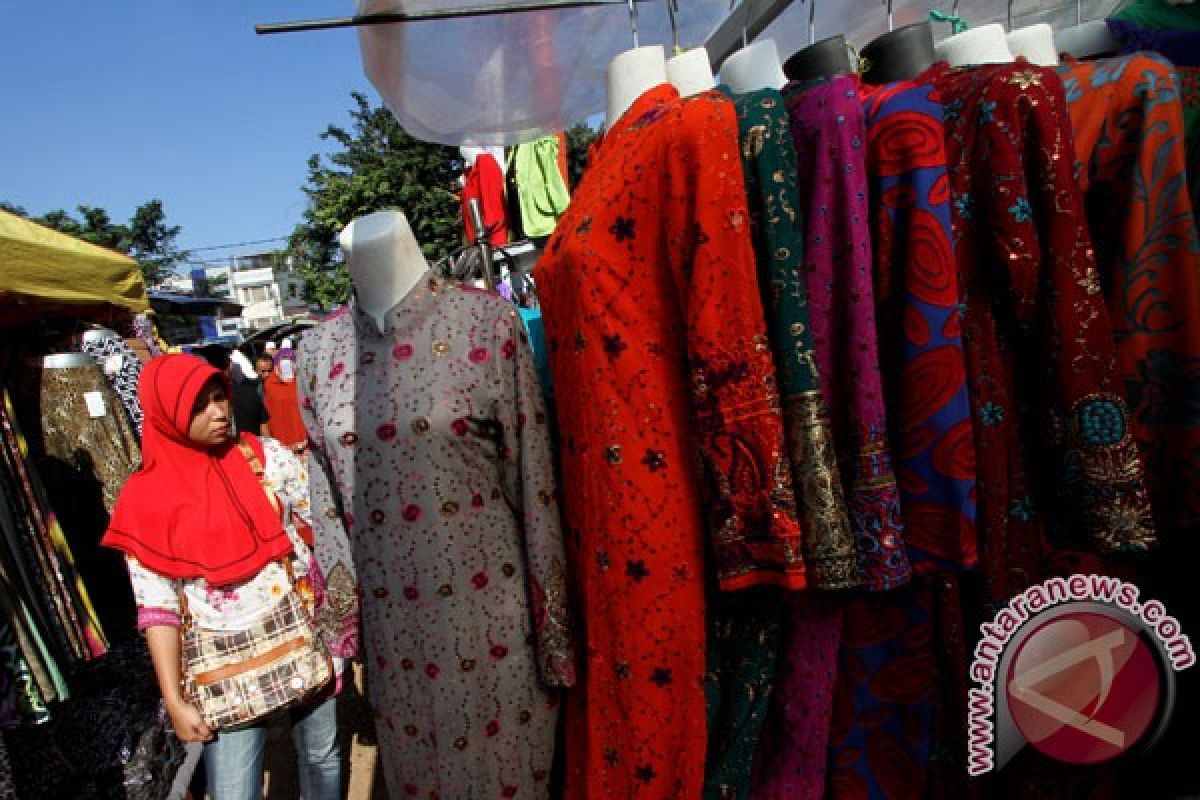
[296,337,362,660]
[127,556,182,629]
[663,92,806,591]
[492,303,576,688]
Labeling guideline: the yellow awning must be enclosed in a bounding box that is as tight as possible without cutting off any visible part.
[0,209,149,324]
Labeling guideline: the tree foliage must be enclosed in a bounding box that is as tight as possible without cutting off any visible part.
[290,92,464,309]
[564,123,599,189]
[0,199,186,287]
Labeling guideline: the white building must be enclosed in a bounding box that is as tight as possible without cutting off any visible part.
[188,251,308,334]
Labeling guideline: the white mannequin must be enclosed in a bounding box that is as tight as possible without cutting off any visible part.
[1006,23,1059,66]
[935,23,1015,66]
[719,38,788,93]
[667,47,717,97]
[606,45,668,129]
[338,209,431,331]
[1055,20,1121,59]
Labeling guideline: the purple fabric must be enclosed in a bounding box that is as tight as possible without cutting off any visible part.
[1108,19,1200,67]
[782,77,909,591]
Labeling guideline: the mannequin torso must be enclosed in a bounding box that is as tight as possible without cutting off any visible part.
[1007,23,1059,65]
[667,47,717,97]
[720,38,788,92]
[606,45,668,128]
[338,210,430,330]
[935,23,1015,66]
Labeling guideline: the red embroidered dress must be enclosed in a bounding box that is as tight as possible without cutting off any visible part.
[536,85,802,799]
[930,61,1155,601]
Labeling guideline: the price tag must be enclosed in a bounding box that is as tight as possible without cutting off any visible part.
[84,391,107,418]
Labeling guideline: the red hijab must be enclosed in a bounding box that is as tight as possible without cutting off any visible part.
[102,354,294,586]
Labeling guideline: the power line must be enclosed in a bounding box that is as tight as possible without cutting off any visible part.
[184,235,290,253]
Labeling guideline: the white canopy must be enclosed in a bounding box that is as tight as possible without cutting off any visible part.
[356,0,1127,146]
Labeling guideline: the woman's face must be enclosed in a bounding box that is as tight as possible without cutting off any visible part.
[188,377,233,446]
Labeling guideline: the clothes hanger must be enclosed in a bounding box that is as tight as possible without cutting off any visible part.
[861,0,937,84]
[782,0,853,82]
[665,0,717,95]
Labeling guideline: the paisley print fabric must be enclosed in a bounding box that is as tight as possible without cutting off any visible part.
[536,84,800,799]
[1058,54,1200,538]
[783,77,911,592]
[859,78,977,572]
[297,275,575,798]
[726,86,858,591]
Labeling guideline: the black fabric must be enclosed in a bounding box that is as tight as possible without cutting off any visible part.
[231,379,269,436]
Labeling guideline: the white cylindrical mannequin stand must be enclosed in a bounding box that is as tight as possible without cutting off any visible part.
[1055,20,1121,59]
[1006,24,1059,66]
[606,45,668,129]
[935,23,1015,66]
[667,47,717,97]
[339,210,431,330]
[719,38,787,93]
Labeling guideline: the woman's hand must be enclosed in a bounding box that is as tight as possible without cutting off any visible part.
[165,697,214,742]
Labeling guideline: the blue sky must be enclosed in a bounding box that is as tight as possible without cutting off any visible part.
[0,2,374,267]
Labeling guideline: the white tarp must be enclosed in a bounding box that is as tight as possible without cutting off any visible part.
[356,0,1128,146]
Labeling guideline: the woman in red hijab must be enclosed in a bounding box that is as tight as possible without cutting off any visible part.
[103,354,343,800]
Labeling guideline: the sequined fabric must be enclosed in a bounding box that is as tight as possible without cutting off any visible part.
[783,77,911,591]
[297,274,574,798]
[726,86,857,591]
[535,84,800,799]
[1057,53,1200,539]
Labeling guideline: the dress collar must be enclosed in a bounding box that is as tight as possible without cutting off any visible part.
[350,268,440,338]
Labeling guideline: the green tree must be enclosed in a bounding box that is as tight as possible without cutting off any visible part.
[564,123,599,189]
[0,199,187,287]
[290,92,464,309]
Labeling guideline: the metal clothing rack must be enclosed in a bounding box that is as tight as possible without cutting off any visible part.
[704,0,797,70]
[255,0,657,35]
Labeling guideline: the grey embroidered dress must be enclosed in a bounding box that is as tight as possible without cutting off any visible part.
[297,272,574,798]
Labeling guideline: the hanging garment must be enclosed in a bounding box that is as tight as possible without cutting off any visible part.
[705,85,849,800]
[927,60,1157,795]
[535,84,802,799]
[513,134,573,238]
[813,77,976,800]
[1056,53,1200,537]
[78,328,144,438]
[462,152,510,246]
[262,372,307,449]
[785,77,910,590]
[27,359,140,640]
[128,314,164,359]
[860,78,977,572]
[298,274,574,798]
[728,87,856,590]
[0,386,109,661]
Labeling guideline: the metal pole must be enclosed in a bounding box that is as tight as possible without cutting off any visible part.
[467,198,496,291]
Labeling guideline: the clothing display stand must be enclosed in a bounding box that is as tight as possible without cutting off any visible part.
[467,197,497,290]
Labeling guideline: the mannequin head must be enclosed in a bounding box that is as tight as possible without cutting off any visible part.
[606,45,668,128]
[667,47,716,97]
[783,34,853,82]
[1055,19,1120,60]
[935,23,1014,67]
[720,39,788,92]
[1006,23,1059,66]
[861,21,936,84]
[339,209,430,329]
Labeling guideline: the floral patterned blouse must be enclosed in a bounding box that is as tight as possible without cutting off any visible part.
[126,437,318,632]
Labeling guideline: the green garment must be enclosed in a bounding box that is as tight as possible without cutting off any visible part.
[722,86,857,590]
[512,135,571,238]
[1113,0,1200,29]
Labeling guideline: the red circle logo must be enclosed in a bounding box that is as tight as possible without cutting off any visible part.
[1006,612,1160,764]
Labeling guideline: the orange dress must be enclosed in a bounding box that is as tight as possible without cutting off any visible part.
[262,373,307,449]
[535,85,802,798]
